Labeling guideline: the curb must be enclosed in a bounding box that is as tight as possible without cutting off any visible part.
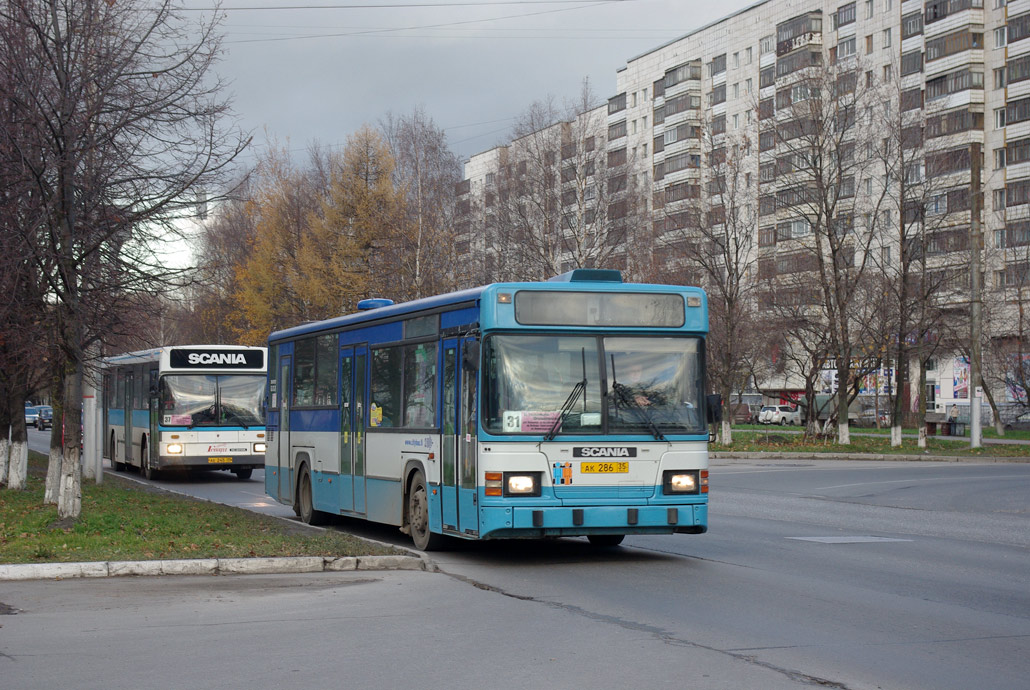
[712,451,1029,463]
[0,554,431,582]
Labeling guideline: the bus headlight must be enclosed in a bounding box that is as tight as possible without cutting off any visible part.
[663,470,700,494]
[254,442,267,453]
[167,443,183,455]
[504,472,541,497]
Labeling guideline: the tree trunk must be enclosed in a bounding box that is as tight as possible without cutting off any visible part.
[6,396,30,490]
[837,361,851,445]
[0,430,8,486]
[917,359,928,449]
[57,326,84,519]
[980,374,1004,436]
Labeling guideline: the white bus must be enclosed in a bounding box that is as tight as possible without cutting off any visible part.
[101,345,267,480]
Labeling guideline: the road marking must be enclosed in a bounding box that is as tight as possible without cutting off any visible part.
[787,536,912,543]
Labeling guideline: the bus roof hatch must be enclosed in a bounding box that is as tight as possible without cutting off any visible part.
[546,269,623,283]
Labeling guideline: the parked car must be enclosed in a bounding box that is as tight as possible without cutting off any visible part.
[758,404,801,425]
[1003,411,1030,431]
[35,406,53,430]
[728,403,758,424]
[24,405,39,427]
[854,408,890,427]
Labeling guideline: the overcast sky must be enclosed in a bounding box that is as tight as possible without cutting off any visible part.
[189,0,756,167]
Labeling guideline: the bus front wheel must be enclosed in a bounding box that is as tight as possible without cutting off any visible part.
[141,438,159,481]
[111,433,125,472]
[407,470,444,551]
[587,534,625,547]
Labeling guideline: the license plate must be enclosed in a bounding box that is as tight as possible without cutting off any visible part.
[580,461,629,474]
[207,457,232,464]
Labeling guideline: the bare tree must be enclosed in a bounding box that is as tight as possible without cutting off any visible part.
[767,59,888,443]
[487,81,644,281]
[652,112,759,444]
[381,106,465,299]
[0,0,247,517]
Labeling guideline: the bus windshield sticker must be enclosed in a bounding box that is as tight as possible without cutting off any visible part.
[164,414,192,425]
[503,410,561,433]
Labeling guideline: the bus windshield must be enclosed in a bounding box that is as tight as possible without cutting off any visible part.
[160,374,266,428]
[483,334,704,435]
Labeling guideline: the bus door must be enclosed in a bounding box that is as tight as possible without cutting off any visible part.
[277,355,292,504]
[148,368,159,465]
[353,346,368,515]
[440,339,459,532]
[339,347,355,513]
[122,371,134,466]
[458,336,480,536]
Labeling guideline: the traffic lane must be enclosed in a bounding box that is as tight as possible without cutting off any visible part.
[0,571,809,690]
[713,458,1030,530]
[428,463,1030,690]
[431,535,1030,690]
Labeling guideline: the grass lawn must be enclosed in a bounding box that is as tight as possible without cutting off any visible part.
[1,452,402,565]
[717,429,1030,457]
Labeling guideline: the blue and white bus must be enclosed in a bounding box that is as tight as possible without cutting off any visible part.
[101,345,268,480]
[266,269,713,549]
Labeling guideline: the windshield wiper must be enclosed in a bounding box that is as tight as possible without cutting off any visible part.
[610,356,665,441]
[544,348,588,442]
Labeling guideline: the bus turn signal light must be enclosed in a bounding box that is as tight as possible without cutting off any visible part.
[701,470,709,493]
[485,472,502,496]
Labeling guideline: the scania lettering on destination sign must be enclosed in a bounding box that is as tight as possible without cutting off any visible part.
[572,447,637,458]
[169,348,264,369]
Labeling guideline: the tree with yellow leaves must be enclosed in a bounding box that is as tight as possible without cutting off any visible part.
[232,128,406,342]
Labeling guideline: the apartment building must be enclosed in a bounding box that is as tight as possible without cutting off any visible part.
[456,0,1030,419]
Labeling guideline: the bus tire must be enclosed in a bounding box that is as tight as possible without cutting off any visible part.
[233,468,253,480]
[141,437,160,481]
[407,470,444,551]
[587,534,625,547]
[111,432,125,472]
[297,467,327,525]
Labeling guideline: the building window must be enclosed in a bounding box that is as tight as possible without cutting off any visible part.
[837,37,857,60]
[995,26,1008,49]
[709,53,727,77]
[608,92,626,115]
[901,50,923,75]
[997,107,1008,129]
[1009,13,1030,44]
[834,2,856,30]
[760,35,775,55]
[996,147,1008,169]
[866,35,874,55]
[995,67,1008,89]
[901,12,923,40]
[882,28,891,48]
[925,30,984,63]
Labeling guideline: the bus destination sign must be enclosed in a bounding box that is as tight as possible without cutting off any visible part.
[169,348,265,369]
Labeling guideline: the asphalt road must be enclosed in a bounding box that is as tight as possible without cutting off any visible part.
[13,429,1030,689]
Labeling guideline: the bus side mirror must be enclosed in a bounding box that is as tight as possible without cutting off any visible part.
[462,342,480,371]
[706,394,723,424]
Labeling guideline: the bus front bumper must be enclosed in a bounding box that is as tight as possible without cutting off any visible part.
[157,454,265,470]
[477,502,708,539]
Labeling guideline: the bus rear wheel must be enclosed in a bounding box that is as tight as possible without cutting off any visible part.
[587,534,625,547]
[233,468,253,480]
[407,470,444,551]
[297,467,327,525]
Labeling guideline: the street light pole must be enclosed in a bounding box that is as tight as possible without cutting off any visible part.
[970,142,983,448]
